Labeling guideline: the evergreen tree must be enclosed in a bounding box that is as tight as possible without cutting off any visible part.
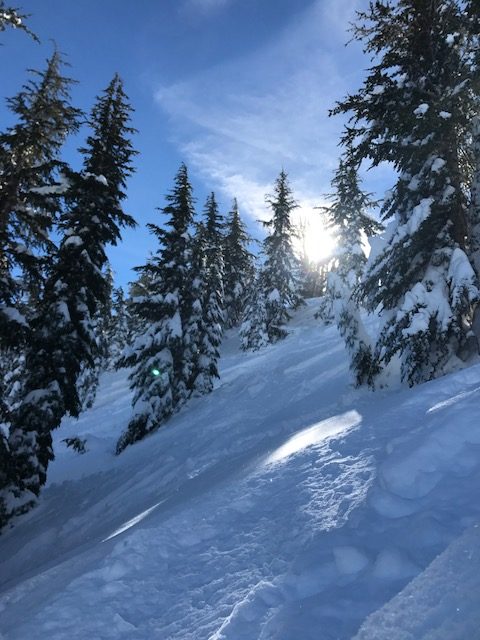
[0,52,82,525]
[99,265,115,368]
[323,153,382,386]
[77,265,115,409]
[240,172,303,349]
[190,193,225,394]
[333,0,480,386]
[5,75,137,515]
[0,345,24,517]
[0,1,37,40]
[261,170,303,342]
[0,346,25,422]
[469,115,480,343]
[223,199,254,328]
[76,360,98,411]
[76,314,109,411]
[106,286,132,369]
[326,154,381,285]
[0,51,81,352]
[239,270,269,350]
[0,434,12,526]
[116,164,195,453]
[125,268,154,344]
[183,220,207,393]
[470,116,480,274]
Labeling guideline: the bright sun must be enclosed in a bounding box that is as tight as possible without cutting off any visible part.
[293,208,337,264]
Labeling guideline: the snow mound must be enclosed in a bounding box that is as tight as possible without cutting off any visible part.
[355,524,480,640]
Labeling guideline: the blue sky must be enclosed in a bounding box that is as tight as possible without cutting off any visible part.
[0,0,392,287]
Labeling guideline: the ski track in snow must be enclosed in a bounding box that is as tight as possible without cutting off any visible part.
[1,300,480,639]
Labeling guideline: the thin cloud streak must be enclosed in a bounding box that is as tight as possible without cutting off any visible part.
[156,0,371,228]
[183,0,232,14]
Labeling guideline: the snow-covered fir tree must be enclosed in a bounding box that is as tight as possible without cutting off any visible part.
[0,348,24,416]
[4,74,137,518]
[0,1,37,39]
[0,51,81,353]
[0,52,82,525]
[0,347,25,495]
[239,270,269,350]
[76,314,110,411]
[242,170,303,349]
[116,163,196,453]
[322,152,382,386]
[469,115,480,342]
[263,170,304,339]
[223,199,254,328]
[469,117,480,274]
[65,74,136,416]
[124,270,154,346]
[183,220,207,393]
[333,0,480,386]
[77,265,114,410]
[99,265,115,369]
[76,361,99,412]
[326,154,381,286]
[190,193,225,394]
[106,286,132,369]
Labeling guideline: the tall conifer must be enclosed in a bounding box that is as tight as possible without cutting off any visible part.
[0,51,81,352]
[323,153,382,386]
[5,75,136,514]
[106,286,132,369]
[223,199,254,328]
[191,193,224,393]
[240,271,269,350]
[333,0,480,385]
[0,53,81,524]
[241,171,303,348]
[116,164,195,453]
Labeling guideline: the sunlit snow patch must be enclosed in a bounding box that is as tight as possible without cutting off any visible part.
[266,410,362,465]
[102,500,165,542]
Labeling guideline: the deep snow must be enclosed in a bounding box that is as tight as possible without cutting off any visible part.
[0,300,479,639]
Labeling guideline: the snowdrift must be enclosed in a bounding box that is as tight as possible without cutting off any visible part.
[0,300,479,639]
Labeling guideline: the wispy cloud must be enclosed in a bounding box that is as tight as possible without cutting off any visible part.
[183,0,232,14]
[156,0,372,228]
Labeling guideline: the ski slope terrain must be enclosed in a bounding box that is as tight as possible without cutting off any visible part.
[1,300,480,639]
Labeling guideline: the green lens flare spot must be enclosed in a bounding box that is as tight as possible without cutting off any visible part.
[152,368,161,376]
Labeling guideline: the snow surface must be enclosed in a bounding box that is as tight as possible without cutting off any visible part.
[63,235,84,248]
[430,157,446,173]
[354,525,480,639]
[414,103,429,116]
[1,300,480,639]
[0,307,27,326]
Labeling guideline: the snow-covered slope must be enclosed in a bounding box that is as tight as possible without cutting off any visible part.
[1,300,479,639]
[354,524,480,640]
